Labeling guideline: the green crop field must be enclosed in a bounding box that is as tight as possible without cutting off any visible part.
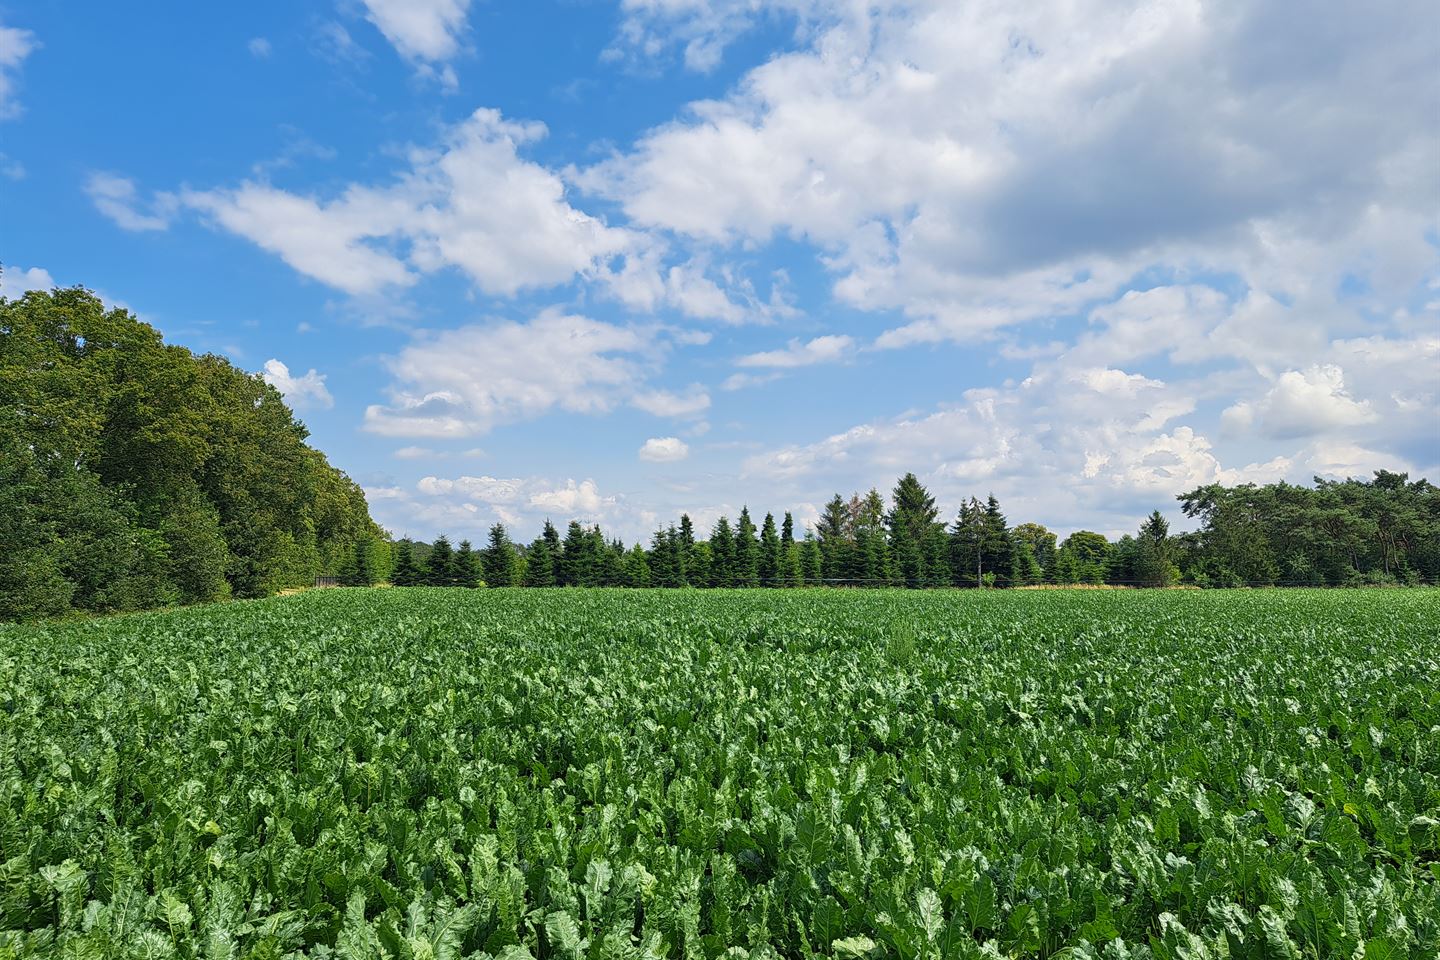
[2,589,1437,959]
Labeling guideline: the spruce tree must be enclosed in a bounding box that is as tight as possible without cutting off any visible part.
[679,514,701,585]
[734,507,759,587]
[709,516,735,587]
[799,533,823,585]
[780,512,800,587]
[481,524,519,587]
[950,498,985,587]
[622,543,651,587]
[558,521,587,586]
[390,539,419,586]
[759,512,780,586]
[454,539,482,587]
[817,494,852,583]
[425,536,455,587]
[523,535,555,587]
[980,495,1012,587]
[352,537,377,586]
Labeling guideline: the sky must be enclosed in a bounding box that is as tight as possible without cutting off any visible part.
[1,0,1437,545]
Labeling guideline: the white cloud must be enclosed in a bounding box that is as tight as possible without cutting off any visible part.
[358,0,470,63]
[365,308,661,437]
[312,21,369,66]
[584,0,1438,349]
[609,0,820,73]
[85,173,179,232]
[394,446,435,460]
[0,264,54,298]
[639,436,690,462]
[261,358,335,410]
[1222,365,1377,439]
[630,385,710,418]
[737,333,854,368]
[248,37,272,58]
[722,371,781,391]
[0,23,36,120]
[184,109,634,297]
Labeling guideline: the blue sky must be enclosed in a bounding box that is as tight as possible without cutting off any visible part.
[2,0,1437,545]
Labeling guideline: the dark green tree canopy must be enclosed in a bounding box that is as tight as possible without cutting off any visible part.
[0,287,382,620]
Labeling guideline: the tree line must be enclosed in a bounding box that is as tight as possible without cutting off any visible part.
[379,470,1438,591]
[0,286,382,621]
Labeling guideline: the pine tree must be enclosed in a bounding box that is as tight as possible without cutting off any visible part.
[649,527,679,587]
[481,524,520,587]
[336,546,360,587]
[1135,510,1178,587]
[799,533,823,585]
[594,531,623,586]
[888,473,940,587]
[950,498,985,587]
[454,539,482,587]
[817,494,852,583]
[779,512,800,587]
[734,507,759,587]
[980,495,1012,587]
[391,539,421,586]
[558,521,588,586]
[622,543,651,587]
[679,514,701,586]
[425,536,455,587]
[352,537,377,586]
[855,488,891,584]
[709,516,735,587]
[523,535,555,587]
[759,512,780,586]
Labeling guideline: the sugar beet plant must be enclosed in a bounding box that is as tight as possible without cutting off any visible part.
[1,589,1436,958]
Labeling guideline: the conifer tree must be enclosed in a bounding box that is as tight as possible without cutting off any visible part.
[481,524,520,587]
[734,507,759,587]
[523,535,556,587]
[950,498,985,587]
[679,514,701,585]
[759,512,780,586]
[779,512,801,587]
[559,521,589,586]
[799,533,823,585]
[390,539,421,586]
[454,539,482,587]
[980,495,1012,587]
[350,537,377,586]
[817,494,852,583]
[425,536,455,587]
[709,516,735,587]
[622,543,651,587]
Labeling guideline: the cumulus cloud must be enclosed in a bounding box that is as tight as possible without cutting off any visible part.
[0,23,36,120]
[0,264,54,298]
[374,474,659,541]
[184,109,634,297]
[630,385,710,418]
[261,359,334,410]
[583,0,1438,348]
[85,173,180,232]
[737,334,854,368]
[365,308,709,438]
[358,0,470,86]
[639,436,690,462]
[1222,365,1377,439]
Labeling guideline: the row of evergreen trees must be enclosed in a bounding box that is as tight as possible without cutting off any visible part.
[377,469,1434,590]
[387,470,1437,590]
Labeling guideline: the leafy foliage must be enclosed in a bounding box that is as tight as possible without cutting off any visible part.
[2,588,1436,957]
[0,287,382,620]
